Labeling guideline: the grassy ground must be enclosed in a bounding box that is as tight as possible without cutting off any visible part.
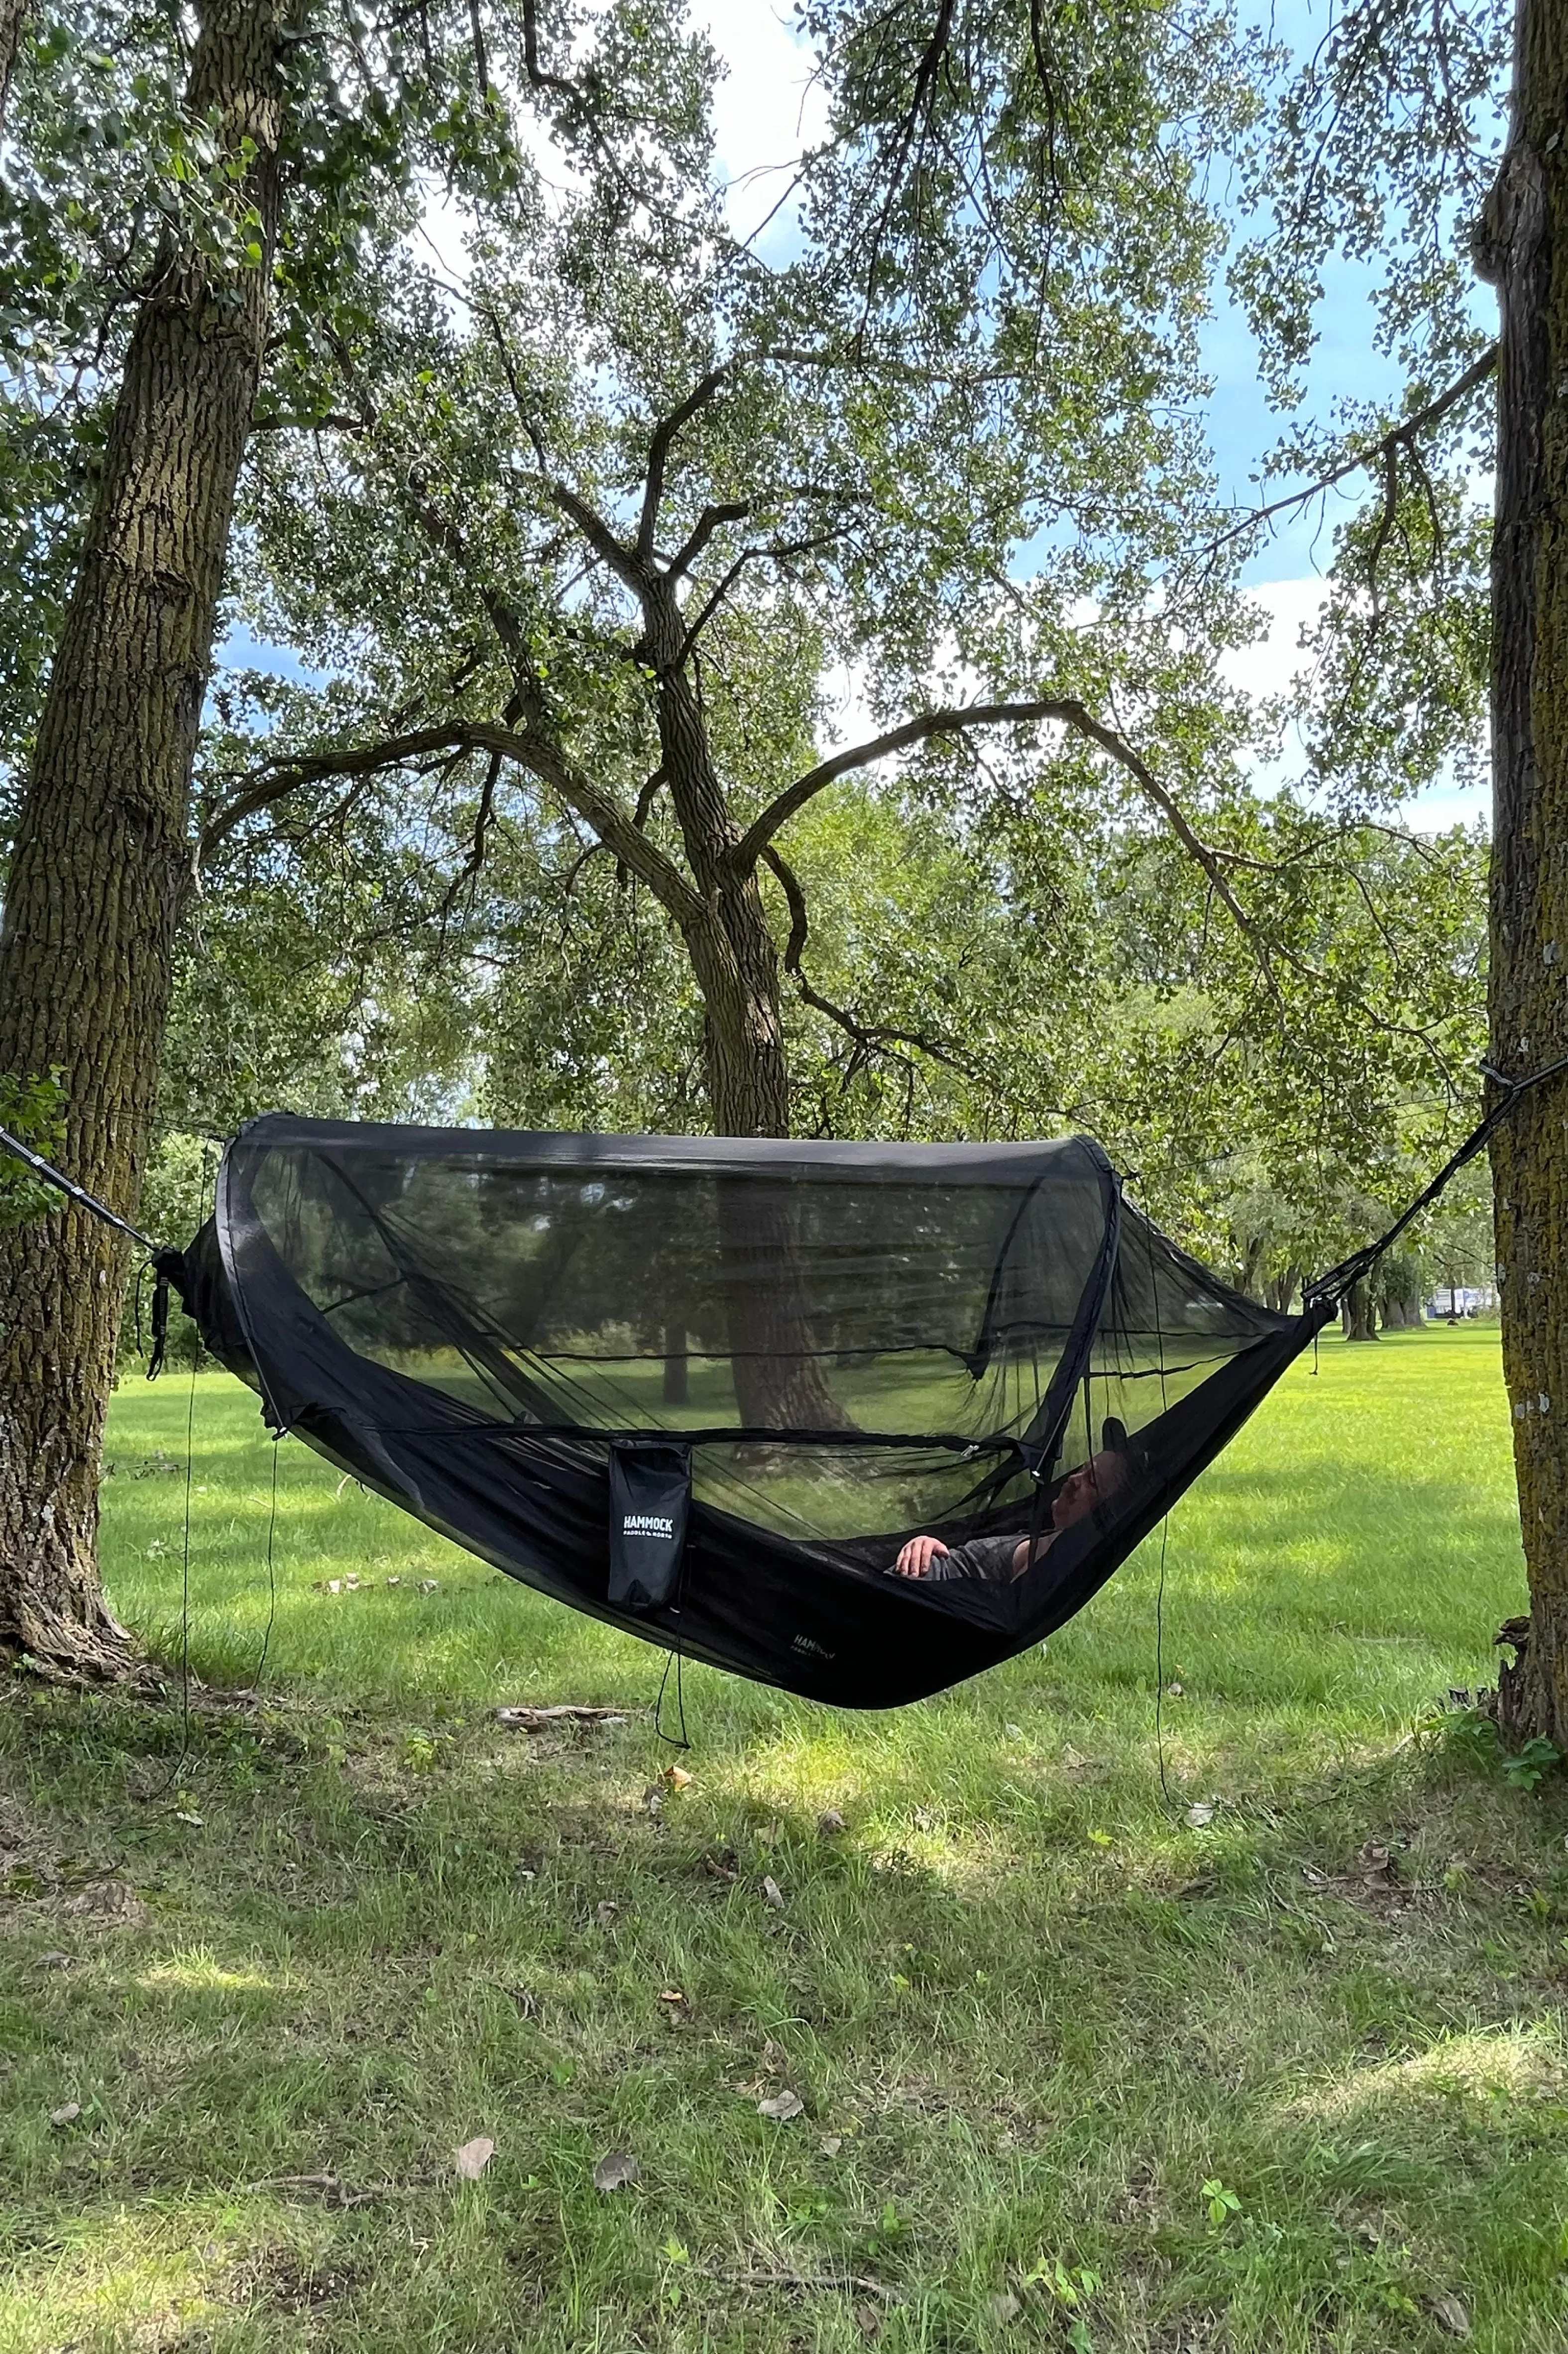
[3,1323,1567,2353]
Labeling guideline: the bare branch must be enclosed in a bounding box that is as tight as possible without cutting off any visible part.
[735,697,1120,872]
[667,501,751,580]
[552,481,647,594]
[761,844,978,1079]
[198,721,701,924]
[676,529,846,663]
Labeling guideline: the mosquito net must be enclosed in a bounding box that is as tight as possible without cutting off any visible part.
[175,1115,1322,1705]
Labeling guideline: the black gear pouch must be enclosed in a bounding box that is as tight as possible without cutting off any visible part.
[607,1442,692,1612]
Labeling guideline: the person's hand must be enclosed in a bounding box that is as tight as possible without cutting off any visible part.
[894,1535,949,1577]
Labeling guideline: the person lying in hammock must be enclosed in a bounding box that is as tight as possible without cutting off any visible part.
[891,1424,1136,1583]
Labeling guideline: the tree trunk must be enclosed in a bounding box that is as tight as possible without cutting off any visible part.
[1478,0,1568,1746]
[1343,1280,1378,1342]
[0,0,27,127]
[661,1324,689,1405]
[644,619,850,1430]
[0,0,284,1677]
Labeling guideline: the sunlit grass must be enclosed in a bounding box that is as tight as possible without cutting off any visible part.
[2,1324,1566,2351]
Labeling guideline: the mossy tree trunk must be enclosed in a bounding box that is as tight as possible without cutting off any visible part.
[1479,0,1568,1745]
[0,0,284,1677]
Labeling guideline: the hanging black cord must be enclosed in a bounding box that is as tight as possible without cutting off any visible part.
[1153,1519,1173,1808]
[252,1436,281,1694]
[654,1645,689,1749]
[1142,1204,1177,1811]
[147,1144,216,1797]
[1302,1049,1568,1309]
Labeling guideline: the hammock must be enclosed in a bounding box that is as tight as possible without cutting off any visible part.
[157,1115,1331,1707]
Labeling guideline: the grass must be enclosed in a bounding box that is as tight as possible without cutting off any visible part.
[3,1322,1568,2352]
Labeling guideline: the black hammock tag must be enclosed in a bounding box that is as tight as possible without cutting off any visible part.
[607,1442,691,1612]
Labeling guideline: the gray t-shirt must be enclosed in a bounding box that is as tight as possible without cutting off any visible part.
[919,1533,1023,1583]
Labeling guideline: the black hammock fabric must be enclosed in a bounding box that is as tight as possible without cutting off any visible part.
[170,1115,1333,1707]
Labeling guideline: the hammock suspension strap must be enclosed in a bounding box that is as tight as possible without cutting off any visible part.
[0,1119,185,1373]
[1302,1049,1568,1309]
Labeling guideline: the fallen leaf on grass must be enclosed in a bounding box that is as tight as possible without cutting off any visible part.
[416,1578,440,1594]
[452,2136,495,2181]
[663,1764,693,1788]
[1185,1802,1216,1828]
[658,1988,685,2005]
[988,2290,1021,2323]
[642,1784,665,1820]
[758,2089,804,2121]
[819,2134,842,2156]
[174,1810,204,1828]
[855,2304,883,2342]
[593,2149,639,2192]
[818,1809,845,1836]
[49,2102,81,2128]
[594,1901,619,1928]
[1427,2291,1470,2339]
[761,1875,784,1909]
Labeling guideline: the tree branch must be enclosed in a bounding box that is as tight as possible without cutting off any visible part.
[1202,346,1497,560]
[198,722,702,923]
[638,365,733,561]
[552,481,647,594]
[667,500,750,580]
[761,844,978,1079]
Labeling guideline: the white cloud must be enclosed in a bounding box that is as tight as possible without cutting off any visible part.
[691,0,829,246]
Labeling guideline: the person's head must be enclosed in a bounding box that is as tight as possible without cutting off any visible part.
[1050,1420,1138,1531]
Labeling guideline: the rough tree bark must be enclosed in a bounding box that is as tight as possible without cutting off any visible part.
[0,0,27,127]
[1478,0,1568,1746]
[1341,1280,1378,1342]
[0,0,284,1676]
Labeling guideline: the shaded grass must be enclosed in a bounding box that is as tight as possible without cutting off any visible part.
[2,1324,1567,2352]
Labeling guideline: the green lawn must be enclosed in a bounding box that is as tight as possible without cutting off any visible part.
[3,1324,1567,2352]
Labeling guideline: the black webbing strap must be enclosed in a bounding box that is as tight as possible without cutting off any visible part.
[1302,1050,1568,1310]
[0,1119,160,1251]
[0,1119,185,1375]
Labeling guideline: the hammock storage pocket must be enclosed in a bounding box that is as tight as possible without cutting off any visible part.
[608,1442,691,1612]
